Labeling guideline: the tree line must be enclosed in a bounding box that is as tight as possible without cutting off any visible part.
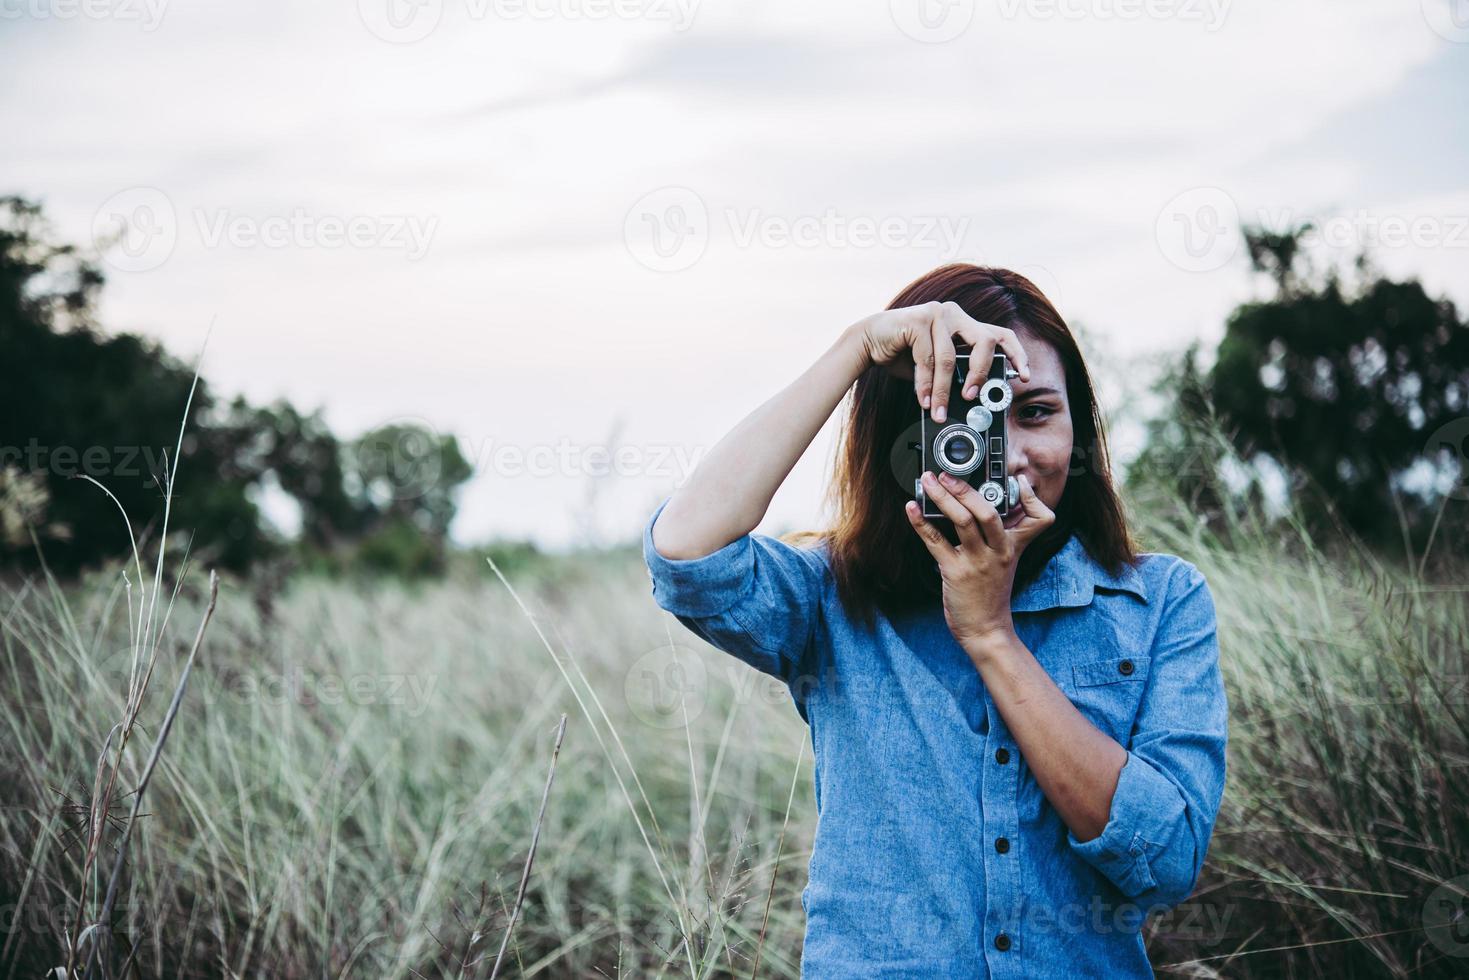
[3,194,1466,576]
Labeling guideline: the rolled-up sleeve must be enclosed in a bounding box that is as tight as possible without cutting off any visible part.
[1067,558,1229,909]
[641,495,827,689]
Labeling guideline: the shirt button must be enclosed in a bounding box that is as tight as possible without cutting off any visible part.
[995,836,1010,854]
[994,747,1010,764]
[994,933,1011,951]
[1119,659,1135,676]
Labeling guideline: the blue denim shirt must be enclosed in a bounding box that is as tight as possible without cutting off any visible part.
[642,495,1229,978]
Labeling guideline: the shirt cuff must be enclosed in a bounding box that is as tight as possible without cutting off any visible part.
[1067,749,1184,899]
[642,495,757,618]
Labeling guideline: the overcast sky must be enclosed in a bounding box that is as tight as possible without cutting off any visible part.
[4,0,1466,548]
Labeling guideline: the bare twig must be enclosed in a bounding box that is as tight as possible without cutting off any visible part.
[83,571,219,979]
[749,736,806,980]
[487,713,568,980]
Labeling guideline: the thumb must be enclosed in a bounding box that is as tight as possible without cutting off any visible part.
[1013,475,1054,535]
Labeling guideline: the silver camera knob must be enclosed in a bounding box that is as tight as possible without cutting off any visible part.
[980,477,1021,510]
[978,377,1013,413]
[965,406,993,431]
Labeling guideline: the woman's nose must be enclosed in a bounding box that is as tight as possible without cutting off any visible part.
[1007,447,1026,473]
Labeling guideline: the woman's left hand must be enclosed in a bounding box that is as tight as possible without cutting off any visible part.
[904,470,1056,647]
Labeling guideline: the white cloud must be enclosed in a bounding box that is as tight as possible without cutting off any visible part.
[1,0,1461,546]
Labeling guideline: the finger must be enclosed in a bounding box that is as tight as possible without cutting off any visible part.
[968,479,1007,549]
[953,320,1004,399]
[937,471,1006,549]
[995,327,1031,383]
[929,306,958,424]
[921,470,985,551]
[911,322,935,413]
[1010,474,1055,542]
[904,499,957,571]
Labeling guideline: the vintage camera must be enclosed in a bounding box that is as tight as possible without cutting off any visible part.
[914,350,1021,520]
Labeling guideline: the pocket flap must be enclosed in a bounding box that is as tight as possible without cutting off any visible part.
[1072,656,1151,688]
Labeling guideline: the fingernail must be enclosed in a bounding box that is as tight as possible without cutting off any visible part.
[922,471,936,485]
[965,386,978,399]
[938,471,957,486]
[934,405,946,422]
[922,395,930,409]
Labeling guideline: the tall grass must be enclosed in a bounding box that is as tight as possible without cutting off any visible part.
[1,429,1466,977]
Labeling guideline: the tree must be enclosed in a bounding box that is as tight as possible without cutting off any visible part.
[0,196,269,572]
[1133,222,1469,554]
[1,196,474,577]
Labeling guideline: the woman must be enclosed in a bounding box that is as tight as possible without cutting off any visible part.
[642,263,1228,978]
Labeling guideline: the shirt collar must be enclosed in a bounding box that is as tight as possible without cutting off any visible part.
[1010,532,1150,613]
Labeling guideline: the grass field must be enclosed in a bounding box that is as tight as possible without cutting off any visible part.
[1,476,1466,977]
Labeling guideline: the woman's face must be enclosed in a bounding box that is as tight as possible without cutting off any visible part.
[1000,331,1073,531]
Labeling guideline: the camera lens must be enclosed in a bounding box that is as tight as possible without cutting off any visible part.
[934,425,982,476]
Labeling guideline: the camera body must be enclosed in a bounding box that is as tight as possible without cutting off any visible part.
[914,350,1021,520]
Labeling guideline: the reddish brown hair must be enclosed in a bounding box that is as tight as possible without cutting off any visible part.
[797,263,1139,632]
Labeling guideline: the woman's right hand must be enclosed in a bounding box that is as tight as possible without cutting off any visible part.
[855,301,1031,424]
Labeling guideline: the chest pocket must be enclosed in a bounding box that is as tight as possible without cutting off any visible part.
[1064,655,1151,746]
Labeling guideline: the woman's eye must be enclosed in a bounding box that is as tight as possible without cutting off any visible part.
[1018,404,1054,422]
